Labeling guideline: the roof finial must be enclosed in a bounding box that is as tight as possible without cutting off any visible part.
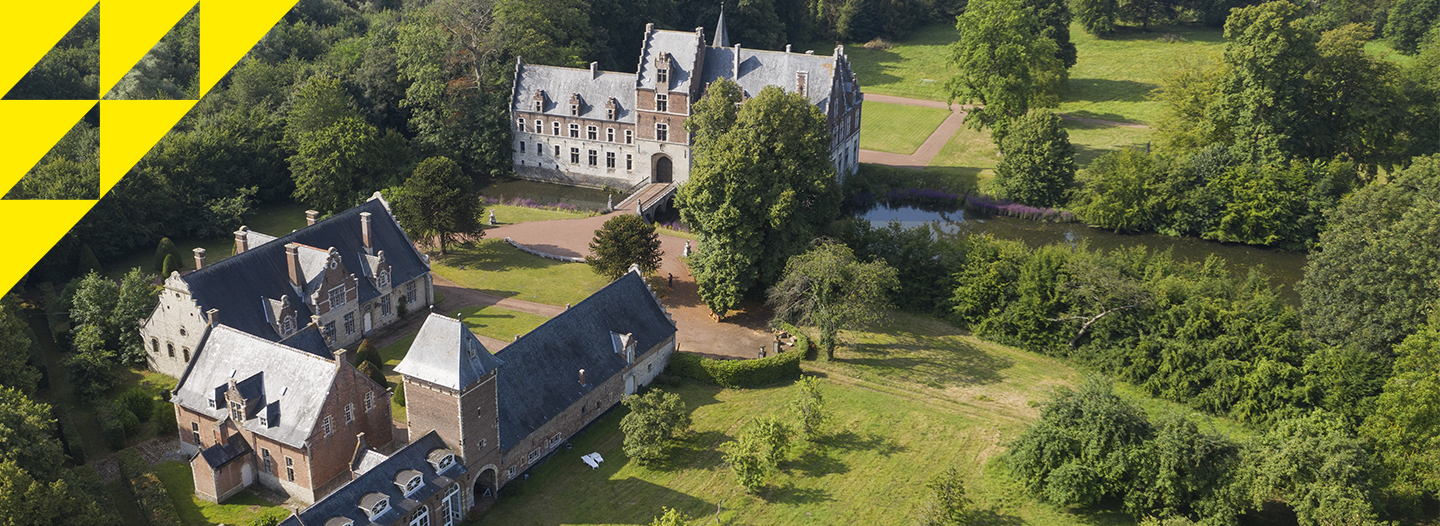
[713,2,730,48]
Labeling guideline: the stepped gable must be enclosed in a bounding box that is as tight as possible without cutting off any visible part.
[171,325,340,448]
[512,63,639,123]
[638,29,703,91]
[281,431,462,526]
[494,271,676,451]
[179,197,428,342]
[394,313,504,391]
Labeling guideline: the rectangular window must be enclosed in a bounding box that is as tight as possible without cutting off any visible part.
[656,94,668,112]
[262,449,273,473]
[516,119,526,132]
[625,130,633,144]
[606,108,615,119]
[528,449,540,463]
[407,283,417,303]
[626,154,633,171]
[191,422,201,446]
[586,126,597,140]
[554,145,561,156]
[344,312,355,336]
[588,150,598,166]
[328,286,346,307]
[285,457,295,482]
[532,101,541,112]
[323,323,336,345]
[552,122,560,135]
[569,124,579,138]
[656,123,668,142]
[518,141,525,152]
[570,148,580,163]
[323,415,333,437]
[534,119,542,131]
[570,104,578,116]
[606,128,615,142]
[657,68,668,85]
[382,294,392,316]
[606,152,616,168]
[365,391,375,411]
[536,143,543,154]
[345,403,354,423]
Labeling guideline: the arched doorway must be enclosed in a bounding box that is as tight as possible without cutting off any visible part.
[652,155,672,183]
[474,468,497,501]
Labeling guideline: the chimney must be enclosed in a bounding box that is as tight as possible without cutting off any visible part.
[733,43,741,79]
[590,62,598,79]
[234,226,249,254]
[334,346,351,366]
[579,369,586,385]
[285,243,304,288]
[786,44,792,53]
[193,248,207,270]
[360,212,373,250]
[207,308,220,328]
[306,210,320,226]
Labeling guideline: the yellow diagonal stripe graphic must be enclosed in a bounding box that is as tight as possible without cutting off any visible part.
[100,0,198,97]
[0,0,96,97]
[0,100,95,198]
[0,200,96,288]
[200,0,296,94]
[99,100,196,195]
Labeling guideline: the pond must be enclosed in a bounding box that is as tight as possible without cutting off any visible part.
[860,204,1309,305]
[478,179,627,211]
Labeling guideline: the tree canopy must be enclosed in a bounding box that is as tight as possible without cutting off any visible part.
[947,0,1064,139]
[587,214,663,279]
[994,110,1076,208]
[620,389,691,465]
[395,157,485,255]
[768,241,898,358]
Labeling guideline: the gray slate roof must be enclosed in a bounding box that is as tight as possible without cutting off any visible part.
[180,196,429,343]
[173,325,339,448]
[199,434,252,469]
[701,47,837,111]
[281,431,462,526]
[495,271,675,451]
[513,63,638,123]
[394,313,503,391]
[639,30,702,92]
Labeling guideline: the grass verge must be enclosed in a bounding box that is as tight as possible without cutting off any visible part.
[452,304,551,343]
[859,101,953,154]
[153,461,285,526]
[1059,24,1225,124]
[483,203,594,228]
[430,239,608,307]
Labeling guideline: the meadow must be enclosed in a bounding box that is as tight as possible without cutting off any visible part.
[430,238,608,307]
[857,101,954,154]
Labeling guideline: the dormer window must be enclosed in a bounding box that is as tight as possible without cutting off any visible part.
[378,270,390,288]
[360,493,389,518]
[406,474,422,495]
[605,98,618,120]
[229,401,244,422]
[569,93,582,116]
[438,454,454,472]
[533,100,542,112]
[655,54,672,87]
[657,67,668,86]
[396,469,424,497]
[531,90,545,113]
[259,414,268,427]
[325,518,354,526]
[429,449,458,473]
[282,316,294,335]
[329,286,346,307]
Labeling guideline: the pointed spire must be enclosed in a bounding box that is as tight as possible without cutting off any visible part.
[713,2,730,48]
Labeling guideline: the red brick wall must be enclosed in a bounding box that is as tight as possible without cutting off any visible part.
[634,88,690,144]
[301,357,395,497]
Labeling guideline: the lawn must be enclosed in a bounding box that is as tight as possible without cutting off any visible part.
[483,203,593,228]
[1059,25,1226,124]
[1063,120,1154,166]
[452,304,551,343]
[430,238,608,307]
[102,201,312,279]
[927,120,1146,190]
[154,461,286,526]
[858,101,953,154]
[831,24,961,102]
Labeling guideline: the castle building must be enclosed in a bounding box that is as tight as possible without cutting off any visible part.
[509,11,863,190]
[139,194,433,378]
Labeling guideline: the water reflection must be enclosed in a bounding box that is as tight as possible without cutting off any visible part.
[860,205,1308,305]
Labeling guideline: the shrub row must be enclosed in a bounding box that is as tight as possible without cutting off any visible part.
[772,322,815,360]
[57,410,86,464]
[666,351,801,388]
[117,448,182,526]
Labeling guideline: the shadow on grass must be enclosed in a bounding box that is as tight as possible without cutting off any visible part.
[967,508,1027,525]
[1062,78,1158,105]
[433,239,556,274]
[1102,24,1225,44]
[788,446,850,478]
[842,335,1013,387]
[815,429,907,458]
[848,47,905,87]
[762,481,834,505]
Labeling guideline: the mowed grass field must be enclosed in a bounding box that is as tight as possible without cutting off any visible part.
[859,101,953,154]
[431,238,607,307]
[1059,25,1225,124]
[469,312,1244,526]
[484,203,594,227]
[926,120,1153,189]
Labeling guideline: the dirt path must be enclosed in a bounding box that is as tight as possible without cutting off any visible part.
[858,93,1150,170]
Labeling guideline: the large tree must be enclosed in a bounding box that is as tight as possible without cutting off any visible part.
[290,116,410,213]
[0,461,119,526]
[1072,0,1119,36]
[395,157,484,255]
[1384,0,1440,53]
[0,388,65,482]
[1299,154,1440,354]
[1022,0,1077,68]
[994,110,1076,208]
[1216,1,1319,164]
[676,80,841,317]
[586,214,663,279]
[1235,411,1385,526]
[767,241,898,358]
[619,389,691,465]
[0,298,39,394]
[947,0,1064,140]
[1363,310,1440,502]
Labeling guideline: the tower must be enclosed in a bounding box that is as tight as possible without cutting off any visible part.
[393,314,503,472]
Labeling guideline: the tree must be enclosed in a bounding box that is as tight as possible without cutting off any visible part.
[112,268,159,365]
[619,389,691,465]
[153,238,182,274]
[0,299,40,394]
[994,110,1076,208]
[1071,149,1160,232]
[69,272,117,342]
[914,467,971,526]
[1216,2,1319,164]
[1235,411,1384,526]
[394,157,484,255]
[648,507,691,526]
[790,375,829,439]
[720,430,769,493]
[284,75,360,145]
[358,362,389,390]
[1299,154,1440,354]
[1073,0,1119,36]
[0,388,65,481]
[0,461,118,526]
[290,116,406,214]
[676,82,841,317]
[66,325,114,401]
[587,214,663,279]
[1363,310,1440,502]
[947,0,1064,140]
[1023,0,1077,68]
[1384,0,1440,53]
[767,242,898,359]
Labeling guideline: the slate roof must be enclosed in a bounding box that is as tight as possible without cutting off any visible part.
[199,433,252,469]
[173,326,340,448]
[179,196,429,344]
[394,313,504,391]
[495,270,675,451]
[281,431,463,526]
[701,46,837,111]
[639,30,702,92]
[513,63,638,123]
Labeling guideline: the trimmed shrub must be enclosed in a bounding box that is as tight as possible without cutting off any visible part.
[397,294,409,317]
[161,254,177,277]
[116,448,148,478]
[666,351,801,388]
[115,406,140,438]
[153,401,177,437]
[78,244,102,275]
[773,322,816,360]
[358,361,388,389]
[355,339,381,369]
[116,387,155,423]
[101,417,127,451]
[58,411,87,464]
[394,381,406,407]
[154,238,180,273]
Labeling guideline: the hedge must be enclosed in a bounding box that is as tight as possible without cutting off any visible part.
[118,448,182,526]
[58,410,86,464]
[666,351,801,388]
[772,322,816,360]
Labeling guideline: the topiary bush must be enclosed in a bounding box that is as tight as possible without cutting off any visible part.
[57,410,86,465]
[666,351,801,388]
[154,238,180,273]
[152,401,177,437]
[116,387,155,423]
[101,417,127,451]
[355,339,381,369]
[393,381,406,407]
[357,361,388,390]
[78,244,102,275]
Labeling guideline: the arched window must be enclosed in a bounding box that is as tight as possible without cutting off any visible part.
[551,122,560,135]
[405,474,423,496]
[151,338,160,354]
[282,316,294,335]
[182,348,191,362]
[533,119,542,131]
[409,506,429,526]
[167,343,175,358]
[378,270,390,288]
[361,493,390,518]
[437,454,454,472]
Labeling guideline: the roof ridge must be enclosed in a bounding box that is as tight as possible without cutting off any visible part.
[215,324,337,366]
[496,271,650,356]
[184,200,382,278]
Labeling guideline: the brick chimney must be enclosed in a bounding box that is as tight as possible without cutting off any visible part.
[334,346,351,366]
[234,226,250,254]
[306,210,320,226]
[193,248,206,270]
[285,243,304,288]
[207,308,220,328]
[360,212,372,250]
[579,369,586,386]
